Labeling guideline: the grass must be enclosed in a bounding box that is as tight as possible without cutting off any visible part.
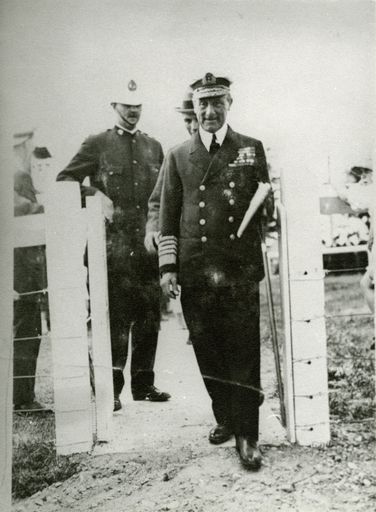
[12,339,85,500]
[324,273,375,421]
[12,413,82,499]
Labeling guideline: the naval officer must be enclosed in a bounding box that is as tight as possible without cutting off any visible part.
[158,73,272,469]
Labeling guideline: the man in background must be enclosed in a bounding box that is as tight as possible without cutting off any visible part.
[13,130,47,412]
[145,88,198,252]
[57,80,170,412]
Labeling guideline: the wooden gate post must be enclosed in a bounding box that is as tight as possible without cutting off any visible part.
[281,168,330,445]
[86,196,113,442]
[44,182,93,454]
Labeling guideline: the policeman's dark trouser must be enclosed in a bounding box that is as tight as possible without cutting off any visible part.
[181,282,260,440]
[13,299,42,407]
[108,273,160,398]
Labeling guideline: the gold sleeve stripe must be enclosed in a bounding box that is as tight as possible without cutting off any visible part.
[158,235,178,267]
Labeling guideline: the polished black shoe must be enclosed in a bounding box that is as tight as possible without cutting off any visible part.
[235,435,262,470]
[209,424,233,444]
[113,397,122,412]
[133,386,171,402]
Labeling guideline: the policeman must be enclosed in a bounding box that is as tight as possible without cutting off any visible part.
[57,80,170,412]
[158,73,272,470]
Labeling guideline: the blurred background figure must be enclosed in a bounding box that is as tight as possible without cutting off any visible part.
[30,146,53,205]
[13,129,49,412]
[175,88,199,136]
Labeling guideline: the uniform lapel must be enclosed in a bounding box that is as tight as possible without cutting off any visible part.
[201,126,240,185]
[189,132,212,180]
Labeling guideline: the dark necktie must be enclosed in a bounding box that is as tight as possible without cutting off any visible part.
[209,133,220,156]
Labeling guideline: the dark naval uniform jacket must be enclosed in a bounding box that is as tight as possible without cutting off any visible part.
[159,126,271,286]
[57,127,164,273]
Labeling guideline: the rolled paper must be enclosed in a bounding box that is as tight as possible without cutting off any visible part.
[237,182,271,238]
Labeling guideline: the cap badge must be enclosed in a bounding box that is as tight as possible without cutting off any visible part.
[203,73,216,85]
[128,80,137,91]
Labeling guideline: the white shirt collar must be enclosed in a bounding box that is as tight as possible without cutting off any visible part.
[199,123,228,152]
[115,124,138,135]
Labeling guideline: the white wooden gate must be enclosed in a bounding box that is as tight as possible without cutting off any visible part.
[13,182,113,454]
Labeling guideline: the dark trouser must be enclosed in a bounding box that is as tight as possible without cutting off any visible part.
[13,298,42,407]
[108,269,161,397]
[181,281,260,440]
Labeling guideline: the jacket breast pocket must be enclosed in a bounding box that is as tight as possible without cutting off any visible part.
[99,166,125,198]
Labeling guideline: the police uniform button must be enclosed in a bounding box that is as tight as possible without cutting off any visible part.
[229,198,235,205]
[229,234,236,240]
[199,185,206,191]
[133,160,137,164]
[109,171,114,175]
[134,182,138,186]
[132,139,136,143]
[201,236,207,243]
[136,205,140,209]
[229,181,235,188]
[199,201,205,208]
[228,216,234,223]
[117,129,124,135]
[199,219,206,225]
[136,228,140,232]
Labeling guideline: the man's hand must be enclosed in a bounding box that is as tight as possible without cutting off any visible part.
[95,190,114,223]
[160,272,179,299]
[144,231,158,254]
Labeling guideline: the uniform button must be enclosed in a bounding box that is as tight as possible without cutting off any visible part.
[134,182,138,186]
[229,234,236,240]
[132,139,136,143]
[199,219,206,225]
[229,181,235,188]
[228,216,234,223]
[117,129,124,135]
[109,171,114,175]
[199,201,205,208]
[136,228,140,232]
[199,185,206,191]
[229,198,235,205]
[136,205,140,209]
[133,160,137,164]
[201,236,207,243]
